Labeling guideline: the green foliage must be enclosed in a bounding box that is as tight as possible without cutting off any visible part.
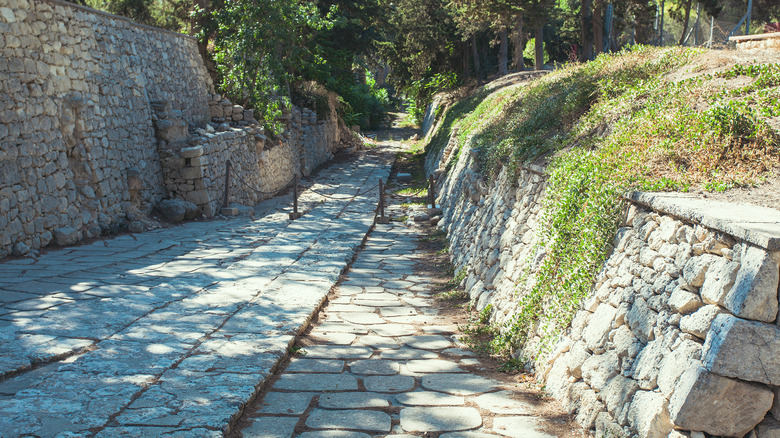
[405,72,459,126]
[432,47,780,361]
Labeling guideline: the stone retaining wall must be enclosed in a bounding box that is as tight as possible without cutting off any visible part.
[0,0,342,257]
[429,127,780,437]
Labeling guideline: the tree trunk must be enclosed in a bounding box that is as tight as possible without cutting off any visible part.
[593,0,604,56]
[463,41,471,80]
[472,34,482,83]
[498,25,509,76]
[678,0,694,45]
[512,14,525,71]
[534,25,544,70]
[581,0,593,61]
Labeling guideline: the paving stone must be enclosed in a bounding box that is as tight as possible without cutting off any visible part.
[401,334,454,350]
[354,335,401,349]
[364,375,416,392]
[350,359,400,375]
[381,347,438,360]
[339,312,386,325]
[258,392,314,415]
[274,373,358,391]
[310,332,358,345]
[473,391,534,414]
[298,431,371,438]
[440,432,499,438]
[395,391,466,406]
[380,306,418,317]
[316,322,369,334]
[243,416,299,438]
[286,359,346,374]
[300,346,374,359]
[491,416,555,438]
[406,359,465,374]
[318,392,390,409]
[371,324,418,337]
[421,374,499,395]
[400,406,482,432]
[305,409,392,432]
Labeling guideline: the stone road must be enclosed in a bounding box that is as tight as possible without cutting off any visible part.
[0,147,394,437]
[234,187,560,437]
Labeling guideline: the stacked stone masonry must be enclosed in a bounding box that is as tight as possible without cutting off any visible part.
[428,123,780,437]
[0,0,341,257]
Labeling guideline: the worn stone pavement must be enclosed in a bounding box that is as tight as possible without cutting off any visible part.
[234,186,560,437]
[0,146,394,437]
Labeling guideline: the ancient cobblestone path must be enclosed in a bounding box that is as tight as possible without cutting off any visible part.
[0,147,394,437]
[234,192,560,437]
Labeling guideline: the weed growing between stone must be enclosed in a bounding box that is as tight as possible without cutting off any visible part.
[433,46,780,366]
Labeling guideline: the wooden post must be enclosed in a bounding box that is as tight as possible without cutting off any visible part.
[377,178,389,224]
[428,176,436,208]
[223,160,231,209]
[289,173,302,220]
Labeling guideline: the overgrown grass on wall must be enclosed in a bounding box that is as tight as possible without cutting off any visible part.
[433,46,780,363]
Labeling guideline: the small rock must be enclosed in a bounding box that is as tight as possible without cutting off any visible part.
[128,221,145,233]
[54,227,80,246]
[430,216,441,226]
[12,241,30,256]
[158,199,197,223]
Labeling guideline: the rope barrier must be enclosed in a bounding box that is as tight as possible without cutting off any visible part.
[230,166,296,197]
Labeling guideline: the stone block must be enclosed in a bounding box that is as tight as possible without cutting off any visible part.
[668,286,704,315]
[583,303,617,352]
[723,246,780,322]
[700,258,740,305]
[682,254,718,288]
[210,105,223,118]
[187,190,211,205]
[757,417,780,438]
[627,297,657,343]
[627,390,672,438]
[668,365,773,437]
[582,351,619,392]
[657,339,701,398]
[631,339,668,390]
[180,145,204,158]
[600,374,639,424]
[703,314,780,386]
[54,227,79,246]
[189,156,208,167]
[180,166,203,179]
[679,305,724,340]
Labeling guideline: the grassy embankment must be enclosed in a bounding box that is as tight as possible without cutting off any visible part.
[426,46,780,364]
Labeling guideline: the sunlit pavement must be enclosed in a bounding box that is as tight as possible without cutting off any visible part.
[0,146,394,437]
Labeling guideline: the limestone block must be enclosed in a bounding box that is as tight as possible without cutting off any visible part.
[627,390,672,438]
[679,305,725,340]
[180,145,204,158]
[566,341,591,379]
[574,385,606,430]
[180,166,203,179]
[582,351,620,392]
[774,388,780,421]
[600,374,639,425]
[703,314,780,386]
[640,247,663,267]
[53,226,79,246]
[682,254,718,288]
[612,325,640,358]
[210,104,223,118]
[627,296,657,343]
[668,286,703,315]
[189,156,208,167]
[700,258,740,306]
[631,339,669,390]
[582,303,617,352]
[187,190,210,205]
[657,339,701,398]
[723,246,780,322]
[668,366,773,437]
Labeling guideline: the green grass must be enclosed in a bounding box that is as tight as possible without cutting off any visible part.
[428,46,780,362]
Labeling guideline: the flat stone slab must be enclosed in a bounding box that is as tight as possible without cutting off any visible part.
[286,359,345,373]
[491,416,555,438]
[301,346,374,359]
[305,409,392,432]
[473,391,533,414]
[400,406,482,432]
[395,391,466,406]
[626,191,780,250]
[338,312,387,325]
[274,373,358,391]
[407,359,465,373]
[364,375,416,392]
[258,392,315,415]
[318,392,390,409]
[381,348,438,360]
[355,335,401,349]
[401,334,454,350]
[350,359,400,375]
[299,431,371,438]
[243,416,299,438]
[371,324,418,337]
[316,322,369,334]
[422,374,499,395]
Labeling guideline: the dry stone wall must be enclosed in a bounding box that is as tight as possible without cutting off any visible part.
[0,0,343,257]
[429,128,780,437]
